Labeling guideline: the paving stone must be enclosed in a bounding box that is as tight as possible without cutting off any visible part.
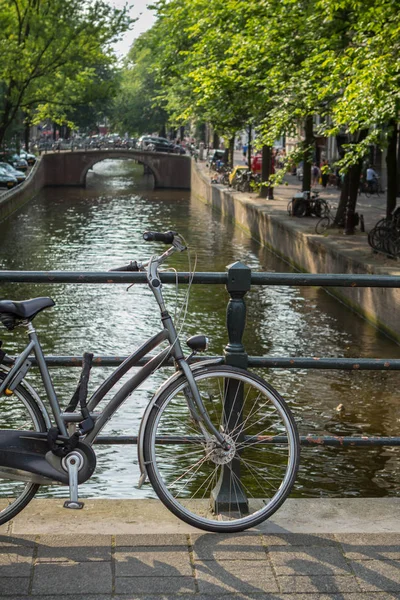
[115,549,192,577]
[336,533,400,560]
[115,575,196,595]
[0,547,33,577]
[31,561,113,595]
[35,534,111,562]
[0,535,36,548]
[115,534,188,547]
[351,559,400,592]
[269,545,352,576]
[196,560,279,594]
[0,577,29,595]
[277,574,360,593]
[191,533,265,560]
[262,533,338,547]
[113,596,400,600]
[10,596,112,600]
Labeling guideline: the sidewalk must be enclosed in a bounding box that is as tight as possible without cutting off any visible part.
[203,155,399,276]
[1,498,400,599]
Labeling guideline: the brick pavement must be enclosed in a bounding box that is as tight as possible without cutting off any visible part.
[1,530,400,599]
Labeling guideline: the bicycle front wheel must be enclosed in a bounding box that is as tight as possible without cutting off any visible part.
[143,366,299,532]
[0,371,47,525]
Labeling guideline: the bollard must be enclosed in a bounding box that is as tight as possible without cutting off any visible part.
[211,262,251,514]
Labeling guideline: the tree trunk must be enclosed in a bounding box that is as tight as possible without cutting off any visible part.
[228,136,235,168]
[213,131,220,149]
[397,125,400,197]
[159,124,166,138]
[302,115,313,193]
[179,125,185,142]
[260,145,271,199]
[386,119,397,218]
[344,161,363,234]
[247,124,252,167]
[24,120,30,151]
[334,173,349,227]
[343,130,369,234]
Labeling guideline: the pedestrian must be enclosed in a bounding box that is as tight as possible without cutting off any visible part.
[320,160,330,188]
[312,163,320,187]
[242,144,248,164]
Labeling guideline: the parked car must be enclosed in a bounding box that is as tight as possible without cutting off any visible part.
[0,167,18,189]
[137,136,185,154]
[0,162,26,184]
[18,150,36,165]
[6,154,28,171]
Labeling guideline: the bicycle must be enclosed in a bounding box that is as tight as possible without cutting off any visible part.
[0,231,299,533]
[359,177,381,198]
[368,208,400,258]
[315,204,337,234]
[287,190,330,218]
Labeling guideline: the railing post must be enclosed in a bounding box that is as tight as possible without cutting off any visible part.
[224,261,251,368]
[211,261,251,514]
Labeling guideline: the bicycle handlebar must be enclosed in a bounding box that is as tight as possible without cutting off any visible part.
[143,230,176,244]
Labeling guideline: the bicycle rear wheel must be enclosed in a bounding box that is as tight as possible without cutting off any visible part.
[143,365,299,532]
[0,371,46,525]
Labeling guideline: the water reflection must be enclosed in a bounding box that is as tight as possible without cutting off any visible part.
[0,158,399,499]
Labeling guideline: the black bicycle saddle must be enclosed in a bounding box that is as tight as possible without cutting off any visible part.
[0,297,55,320]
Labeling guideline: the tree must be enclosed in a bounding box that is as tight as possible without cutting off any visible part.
[0,0,131,146]
[111,30,168,137]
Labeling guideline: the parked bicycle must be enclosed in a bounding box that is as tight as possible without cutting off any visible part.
[368,208,400,258]
[287,190,330,218]
[233,169,260,192]
[0,231,299,532]
[315,205,335,234]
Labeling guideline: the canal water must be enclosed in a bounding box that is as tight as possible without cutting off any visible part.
[0,159,399,500]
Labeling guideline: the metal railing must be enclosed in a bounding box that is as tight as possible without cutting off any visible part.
[1,263,400,447]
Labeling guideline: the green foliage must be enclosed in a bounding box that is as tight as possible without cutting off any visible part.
[0,0,131,143]
[111,30,168,136]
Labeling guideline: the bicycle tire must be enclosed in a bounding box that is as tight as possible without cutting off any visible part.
[143,365,300,533]
[316,200,330,218]
[292,199,307,217]
[315,216,331,234]
[0,371,46,525]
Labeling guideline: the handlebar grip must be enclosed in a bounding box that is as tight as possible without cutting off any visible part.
[109,261,139,272]
[143,230,175,244]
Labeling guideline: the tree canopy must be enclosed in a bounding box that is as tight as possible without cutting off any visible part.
[0,0,131,145]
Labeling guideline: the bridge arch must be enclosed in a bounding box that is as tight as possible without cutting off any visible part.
[42,149,191,189]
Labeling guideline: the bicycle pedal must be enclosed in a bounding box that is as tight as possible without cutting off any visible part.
[62,451,84,511]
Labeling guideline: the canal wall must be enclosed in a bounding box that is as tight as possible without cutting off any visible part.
[191,161,400,342]
[0,157,46,222]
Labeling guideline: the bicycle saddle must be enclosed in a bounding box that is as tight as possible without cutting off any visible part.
[0,297,55,321]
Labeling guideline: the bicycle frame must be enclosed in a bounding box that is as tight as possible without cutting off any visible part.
[0,242,227,455]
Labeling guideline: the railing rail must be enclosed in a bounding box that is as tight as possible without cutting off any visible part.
[1,265,400,448]
[1,270,400,287]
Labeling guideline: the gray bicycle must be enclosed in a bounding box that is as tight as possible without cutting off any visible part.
[0,231,299,532]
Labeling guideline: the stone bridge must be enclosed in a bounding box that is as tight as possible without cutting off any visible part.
[41,149,191,189]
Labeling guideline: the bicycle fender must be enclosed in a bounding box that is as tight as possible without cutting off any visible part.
[136,358,223,486]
